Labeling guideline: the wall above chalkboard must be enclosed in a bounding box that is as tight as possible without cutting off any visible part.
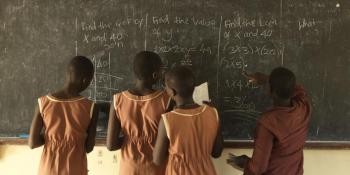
[0,0,350,142]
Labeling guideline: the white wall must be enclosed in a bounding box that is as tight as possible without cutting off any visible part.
[1,145,350,175]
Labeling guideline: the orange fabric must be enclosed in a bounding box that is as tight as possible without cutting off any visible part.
[244,85,311,175]
[113,90,171,175]
[37,95,94,175]
[162,105,219,175]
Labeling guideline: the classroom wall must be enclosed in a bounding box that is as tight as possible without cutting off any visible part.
[1,145,350,175]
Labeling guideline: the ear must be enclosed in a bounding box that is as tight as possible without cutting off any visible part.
[169,88,177,97]
[82,77,90,86]
[66,71,75,84]
[152,72,159,80]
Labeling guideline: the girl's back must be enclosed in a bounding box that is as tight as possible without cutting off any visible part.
[113,90,170,175]
[162,105,219,175]
[38,95,94,175]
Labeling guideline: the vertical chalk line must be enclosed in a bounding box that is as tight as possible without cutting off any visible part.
[94,56,97,101]
[144,13,148,50]
[216,16,223,101]
[280,0,284,65]
[109,52,112,97]
[75,17,78,56]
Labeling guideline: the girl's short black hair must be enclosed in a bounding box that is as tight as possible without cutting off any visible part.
[69,56,94,79]
[166,66,195,98]
[133,51,162,80]
[269,67,296,99]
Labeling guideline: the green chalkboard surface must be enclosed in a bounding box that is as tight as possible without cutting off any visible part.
[1,0,350,142]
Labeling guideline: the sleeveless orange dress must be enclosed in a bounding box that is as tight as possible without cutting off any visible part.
[113,90,171,175]
[37,95,94,175]
[162,105,219,175]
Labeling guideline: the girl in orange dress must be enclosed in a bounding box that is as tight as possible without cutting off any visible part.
[29,56,98,175]
[153,66,223,175]
[107,51,172,175]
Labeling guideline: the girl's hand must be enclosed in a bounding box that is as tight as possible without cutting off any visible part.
[242,71,269,85]
[227,153,250,171]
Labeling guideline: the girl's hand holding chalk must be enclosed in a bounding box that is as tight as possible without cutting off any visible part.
[242,71,269,85]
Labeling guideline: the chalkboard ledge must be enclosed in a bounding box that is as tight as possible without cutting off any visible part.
[2,138,350,149]
[224,140,350,149]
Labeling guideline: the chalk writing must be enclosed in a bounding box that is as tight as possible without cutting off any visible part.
[86,53,123,102]
[220,56,248,70]
[298,18,317,30]
[148,14,218,67]
[223,44,282,56]
[224,17,278,29]
[223,29,273,40]
[223,96,256,111]
[225,79,258,91]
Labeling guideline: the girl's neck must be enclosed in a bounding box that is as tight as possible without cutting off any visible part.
[131,80,155,96]
[55,83,81,99]
[273,98,292,107]
[175,98,197,109]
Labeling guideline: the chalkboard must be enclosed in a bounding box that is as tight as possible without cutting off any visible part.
[1,0,350,142]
